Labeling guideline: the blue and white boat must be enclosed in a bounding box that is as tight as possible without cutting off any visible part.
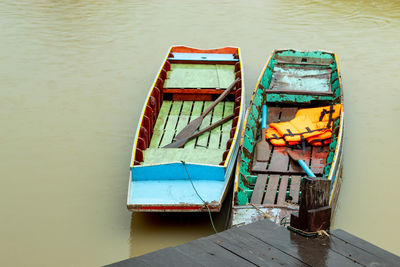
[127,46,245,212]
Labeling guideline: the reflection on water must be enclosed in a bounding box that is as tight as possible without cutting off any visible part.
[1,0,399,265]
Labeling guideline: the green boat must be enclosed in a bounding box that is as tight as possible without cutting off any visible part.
[230,49,344,229]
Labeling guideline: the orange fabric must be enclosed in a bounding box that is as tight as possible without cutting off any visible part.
[265,104,341,147]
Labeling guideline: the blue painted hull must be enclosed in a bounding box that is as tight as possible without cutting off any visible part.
[127,46,245,212]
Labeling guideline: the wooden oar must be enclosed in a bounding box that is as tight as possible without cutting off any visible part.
[173,78,239,141]
[286,149,316,177]
[163,114,234,148]
[255,105,270,162]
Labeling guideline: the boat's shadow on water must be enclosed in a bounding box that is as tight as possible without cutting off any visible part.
[129,185,233,257]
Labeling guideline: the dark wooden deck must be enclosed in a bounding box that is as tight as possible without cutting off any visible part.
[108,219,399,266]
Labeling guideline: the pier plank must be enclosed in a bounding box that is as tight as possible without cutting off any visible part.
[134,247,197,267]
[213,236,269,266]
[241,220,359,266]
[109,219,399,267]
[217,229,305,266]
[331,229,400,266]
[180,237,255,266]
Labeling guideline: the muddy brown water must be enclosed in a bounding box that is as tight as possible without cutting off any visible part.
[1,1,399,265]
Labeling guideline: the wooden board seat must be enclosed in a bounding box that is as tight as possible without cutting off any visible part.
[269,66,332,95]
[169,52,239,62]
[142,148,225,166]
[164,64,235,89]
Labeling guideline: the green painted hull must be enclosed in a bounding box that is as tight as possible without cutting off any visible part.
[231,49,344,227]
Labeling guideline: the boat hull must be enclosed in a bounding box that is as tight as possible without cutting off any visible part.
[127,46,245,212]
[230,49,344,227]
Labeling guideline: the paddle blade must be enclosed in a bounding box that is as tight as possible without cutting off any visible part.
[255,139,270,162]
[286,149,301,162]
[255,105,270,162]
[163,137,188,148]
[173,116,203,141]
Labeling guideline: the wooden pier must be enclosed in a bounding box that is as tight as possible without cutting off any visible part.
[108,219,399,266]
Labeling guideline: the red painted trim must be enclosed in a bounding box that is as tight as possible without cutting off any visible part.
[171,46,238,54]
[129,204,220,212]
[164,88,237,95]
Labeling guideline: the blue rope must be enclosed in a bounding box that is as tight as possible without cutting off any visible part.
[181,161,218,233]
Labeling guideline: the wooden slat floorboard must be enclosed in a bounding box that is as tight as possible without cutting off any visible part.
[310,146,329,175]
[220,101,234,149]
[208,102,224,149]
[174,101,193,137]
[149,101,172,148]
[184,101,203,148]
[279,107,298,122]
[250,174,268,204]
[277,175,289,204]
[158,101,182,147]
[267,107,281,124]
[268,147,289,173]
[289,175,301,203]
[288,147,311,174]
[196,101,213,148]
[263,175,279,204]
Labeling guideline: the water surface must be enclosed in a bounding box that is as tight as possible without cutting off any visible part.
[1,0,399,265]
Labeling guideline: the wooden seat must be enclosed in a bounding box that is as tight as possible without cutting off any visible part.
[164,64,235,89]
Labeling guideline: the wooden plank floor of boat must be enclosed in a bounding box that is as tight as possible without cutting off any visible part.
[142,100,235,165]
[250,106,330,205]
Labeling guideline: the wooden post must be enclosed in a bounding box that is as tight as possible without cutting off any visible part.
[290,177,332,232]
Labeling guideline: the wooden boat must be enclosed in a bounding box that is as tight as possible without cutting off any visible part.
[128,46,244,212]
[230,49,344,231]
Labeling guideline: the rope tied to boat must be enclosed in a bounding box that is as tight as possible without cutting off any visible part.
[180,161,218,234]
[249,203,271,219]
[287,225,330,238]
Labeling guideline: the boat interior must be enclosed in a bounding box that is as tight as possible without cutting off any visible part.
[132,47,243,167]
[236,50,342,207]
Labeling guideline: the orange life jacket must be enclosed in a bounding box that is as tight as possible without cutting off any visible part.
[265,104,341,147]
